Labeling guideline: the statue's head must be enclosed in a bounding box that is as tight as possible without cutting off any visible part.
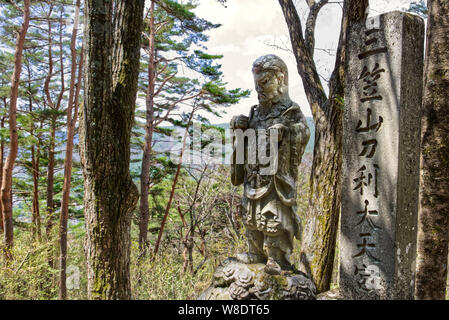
[252,54,289,104]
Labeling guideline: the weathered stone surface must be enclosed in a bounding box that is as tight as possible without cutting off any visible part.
[198,258,316,300]
[229,54,310,271]
[341,11,425,299]
[317,289,343,300]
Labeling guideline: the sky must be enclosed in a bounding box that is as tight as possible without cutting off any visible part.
[190,0,418,123]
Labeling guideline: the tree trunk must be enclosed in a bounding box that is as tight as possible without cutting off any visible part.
[27,76,42,242]
[0,118,4,234]
[1,0,31,257]
[187,233,194,273]
[31,143,41,241]
[153,111,195,256]
[59,0,82,300]
[80,0,145,299]
[45,119,56,238]
[415,0,449,300]
[278,0,368,292]
[139,0,156,256]
[177,205,190,273]
[45,4,66,240]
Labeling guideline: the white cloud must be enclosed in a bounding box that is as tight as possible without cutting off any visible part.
[192,0,417,124]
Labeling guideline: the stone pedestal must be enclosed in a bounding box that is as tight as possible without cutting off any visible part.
[340,11,425,299]
[198,258,316,300]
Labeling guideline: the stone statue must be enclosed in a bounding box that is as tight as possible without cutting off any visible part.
[198,54,314,300]
[230,54,310,272]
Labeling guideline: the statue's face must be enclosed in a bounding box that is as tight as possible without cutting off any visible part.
[254,69,284,103]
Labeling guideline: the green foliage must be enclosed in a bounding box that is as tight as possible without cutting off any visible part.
[408,1,428,18]
[0,232,59,300]
[0,0,85,233]
[130,237,246,299]
[0,159,317,300]
[136,0,249,142]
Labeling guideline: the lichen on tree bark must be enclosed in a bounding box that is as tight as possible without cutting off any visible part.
[415,0,449,300]
[278,0,368,293]
[80,0,145,300]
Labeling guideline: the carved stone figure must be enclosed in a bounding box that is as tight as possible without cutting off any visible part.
[198,54,314,300]
[230,54,310,272]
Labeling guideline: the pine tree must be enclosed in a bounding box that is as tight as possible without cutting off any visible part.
[136,0,249,256]
[0,0,31,257]
[59,0,83,300]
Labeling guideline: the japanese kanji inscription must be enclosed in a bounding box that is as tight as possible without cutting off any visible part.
[341,12,425,300]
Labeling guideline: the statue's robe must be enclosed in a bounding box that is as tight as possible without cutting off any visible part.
[231,101,310,252]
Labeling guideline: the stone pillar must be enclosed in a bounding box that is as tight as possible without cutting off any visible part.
[340,11,425,299]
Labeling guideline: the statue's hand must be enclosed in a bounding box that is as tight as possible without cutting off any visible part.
[231,115,249,130]
[268,123,287,141]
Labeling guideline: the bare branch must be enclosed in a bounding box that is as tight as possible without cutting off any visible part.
[30,17,68,23]
[305,0,328,55]
[277,0,327,115]
[305,0,315,9]
[153,72,178,97]
[154,91,202,126]
[155,56,183,65]
[154,21,169,34]
[5,0,23,13]
[263,39,293,53]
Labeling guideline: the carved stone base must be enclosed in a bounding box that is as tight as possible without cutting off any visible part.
[198,257,316,300]
[316,288,343,300]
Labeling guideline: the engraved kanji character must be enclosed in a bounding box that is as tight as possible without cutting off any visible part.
[354,264,371,291]
[356,200,382,230]
[353,164,379,197]
[359,139,378,158]
[370,164,379,198]
[355,264,382,291]
[353,165,368,196]
[358,63,386,103]
[356,108,383,132]
[353,233,381,262]
[358,29,388,60]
